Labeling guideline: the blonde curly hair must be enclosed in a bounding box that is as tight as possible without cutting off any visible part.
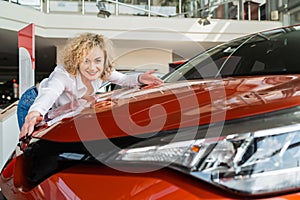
[63,33,114,80]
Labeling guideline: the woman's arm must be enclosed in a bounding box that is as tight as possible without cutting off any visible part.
[29,67,71,116]
[20,111,42,138]
[107,69,163,87]
[20,66,71,138]
[138,70,163,85]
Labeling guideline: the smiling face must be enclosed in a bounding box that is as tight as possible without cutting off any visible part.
[79,46,105,83]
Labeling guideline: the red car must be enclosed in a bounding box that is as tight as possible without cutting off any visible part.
[2,24,300,199]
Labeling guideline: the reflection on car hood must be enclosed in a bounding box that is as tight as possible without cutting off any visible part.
[37,75,300,142]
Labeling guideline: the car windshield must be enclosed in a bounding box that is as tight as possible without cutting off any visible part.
[164,25,300,82]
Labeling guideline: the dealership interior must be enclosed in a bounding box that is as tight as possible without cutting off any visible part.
[1,0,300,107]
[0,0,300,195]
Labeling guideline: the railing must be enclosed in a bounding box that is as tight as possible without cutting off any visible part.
[4,0,277,21]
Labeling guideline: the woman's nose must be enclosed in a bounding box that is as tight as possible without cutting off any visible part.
[90,62,97,69]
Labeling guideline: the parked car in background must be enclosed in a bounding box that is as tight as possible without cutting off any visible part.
[3,24,300,199]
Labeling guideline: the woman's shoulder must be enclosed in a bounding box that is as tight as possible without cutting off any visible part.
[50,65,73,78]
[54,64,68,73]
[41,65,74,86]
[40,65,74,89]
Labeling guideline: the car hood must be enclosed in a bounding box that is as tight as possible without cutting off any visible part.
[36,75,300,142]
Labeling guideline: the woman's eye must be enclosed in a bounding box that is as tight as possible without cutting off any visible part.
[95,59,102,63]
[84,60,90,64]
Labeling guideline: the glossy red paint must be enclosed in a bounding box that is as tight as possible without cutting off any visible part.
[36,75,300,142]
[2,165,300,200]
[4,24,300,199]
[3,76,300,199]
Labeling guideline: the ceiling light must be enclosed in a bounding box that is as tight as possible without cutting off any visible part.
[96,1,111,18]
[198,17,210,26]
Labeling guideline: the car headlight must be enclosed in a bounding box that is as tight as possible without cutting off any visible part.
[108,106,300,196]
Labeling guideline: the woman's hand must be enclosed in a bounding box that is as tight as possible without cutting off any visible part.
[20,111,43,139]
[139,70,164,85]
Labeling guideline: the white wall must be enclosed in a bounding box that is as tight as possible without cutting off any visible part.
[114,48,172,74]
[0,102,19,170]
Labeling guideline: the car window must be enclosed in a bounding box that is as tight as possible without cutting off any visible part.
[164,26,300,82]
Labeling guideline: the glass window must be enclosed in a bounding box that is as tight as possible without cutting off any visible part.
[164,25,300,82]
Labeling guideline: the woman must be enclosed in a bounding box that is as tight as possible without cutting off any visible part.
[19,33,163,138]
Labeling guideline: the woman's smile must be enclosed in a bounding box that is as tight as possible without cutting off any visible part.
[79,46,105,82]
